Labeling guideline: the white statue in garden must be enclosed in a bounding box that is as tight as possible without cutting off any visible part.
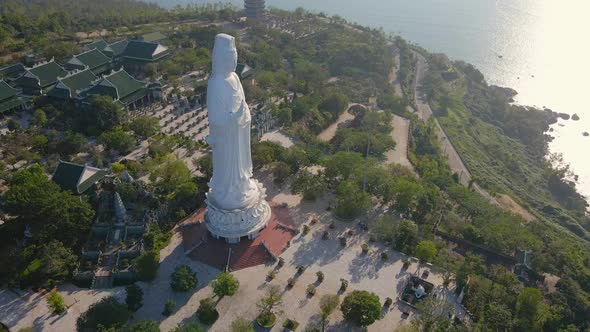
[204,34,270,243]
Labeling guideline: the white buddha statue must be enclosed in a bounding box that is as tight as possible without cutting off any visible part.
[204,34,270,242]
[206,33,259,210]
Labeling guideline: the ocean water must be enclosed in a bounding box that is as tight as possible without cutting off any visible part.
[155,0,590,199]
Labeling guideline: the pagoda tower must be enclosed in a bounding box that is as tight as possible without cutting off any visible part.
[244,0,265,19]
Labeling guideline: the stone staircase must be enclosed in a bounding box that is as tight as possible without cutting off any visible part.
[230,244,272,271]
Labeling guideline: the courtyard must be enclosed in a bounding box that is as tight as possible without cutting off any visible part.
[0,169,464,331]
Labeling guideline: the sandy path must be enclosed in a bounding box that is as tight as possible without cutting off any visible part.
[260,129,295,148]
[317,110,355,142]
[384,115,413,169]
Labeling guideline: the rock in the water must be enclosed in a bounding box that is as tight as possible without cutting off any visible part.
[558,113,570,120]
[583,132,589,137]
[490,85,518,99]
[572,113,580,121]
[549,127,554,132]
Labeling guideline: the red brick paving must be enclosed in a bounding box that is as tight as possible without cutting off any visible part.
[181,202,296,271]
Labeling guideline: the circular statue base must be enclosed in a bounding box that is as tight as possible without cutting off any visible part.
[205,184,271,243]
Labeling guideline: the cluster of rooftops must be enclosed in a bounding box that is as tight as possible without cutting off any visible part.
[0,34,170,114]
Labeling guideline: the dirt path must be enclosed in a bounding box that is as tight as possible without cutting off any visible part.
[384,115,413,169]
[317,105,358,142]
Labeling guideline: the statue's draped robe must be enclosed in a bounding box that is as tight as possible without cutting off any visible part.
[207,72,257,210]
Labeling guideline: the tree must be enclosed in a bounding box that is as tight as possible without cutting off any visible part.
[515,288,548,331]
[320,294,340,331]
[130,116,160,139]
[318,93,348,119]
[76,296,129,331]
[41,241,78,277]
[196,155,213,179]
[257,284,282,322]
[4,165,94,248]
[271,161,292,183]
[324,152,364,182]
[292,171,327,201]
[7,119,20,131]
[482,303,512,331]
[33,109,47,127]
[99,128,136,154]
[415,241,437,263]
[134,251,159,282]
[170,265,197,292]
[173,322,204,332]
[335,180,371,219]
[82,95,125,134]
[56,132,87,156]
[46,290,65,315]
[230,318,254,332]
[126,284,144,312]
[129,320,160,332]
[412,297,454,331]
[340,290,381,327]
[211,272,240,298]
[196,297,219,324]
[150,157,193,195]
[162,299,176,317]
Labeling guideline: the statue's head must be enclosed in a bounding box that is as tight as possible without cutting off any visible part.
[212,33,237,76]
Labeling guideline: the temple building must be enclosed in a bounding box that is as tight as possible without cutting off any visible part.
[47,68,98,101]
[0,64,26,84]
[0,80,30,115]
[244,0,266,19]
[64,49,112,75]
[82,38,170,74]
[13,60,68,95]
[81,69,156,111]
[51,161,108,195]
[119,40,171,72]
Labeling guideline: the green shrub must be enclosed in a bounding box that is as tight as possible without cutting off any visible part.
[129,320,160,332]
[170,265,197,292]
[46,290,65,314]
[211,272,240,298]
[340,290,381,327]
[134,250,160,281]
[163,299,176,317]
[316,271,324,283]
[76,296,129,331]
[196,297,219,325]
[125,284,144,312]
[282,319,299,330]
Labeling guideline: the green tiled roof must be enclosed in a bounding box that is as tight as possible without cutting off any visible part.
[84,40,109,52]
[120,87,150,105]
[236,63,254,80]
[47,69,97,99]
[83,70,147,105]
[122,41,169,61]
[106,70,146,100]
[51,161,108,194]
[0,64,26,81]
[109,40,129,57]
[141,32,167,43]
[71,49,111,71]
[0,96,26,113]
[28,61,68,87]
[0,80,17,101]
